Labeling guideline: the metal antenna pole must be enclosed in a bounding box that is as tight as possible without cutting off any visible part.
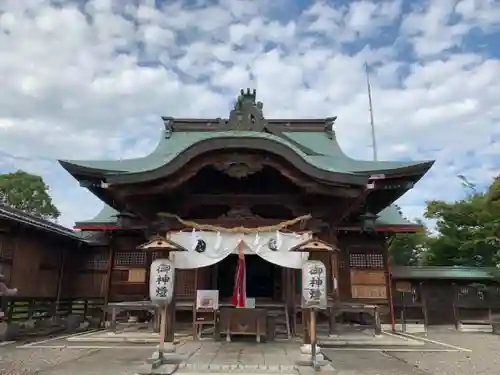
[365,62,378,161]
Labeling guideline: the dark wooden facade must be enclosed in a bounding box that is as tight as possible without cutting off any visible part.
[72,194,393,309]
[0,205,104,301]
[391,266,500,326]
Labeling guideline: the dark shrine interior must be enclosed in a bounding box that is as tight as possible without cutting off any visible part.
[161,165,305,219]
[188,166,302,194]
[216,254,278,299]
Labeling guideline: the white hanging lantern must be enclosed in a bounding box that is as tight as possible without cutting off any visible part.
[150,259,175,306]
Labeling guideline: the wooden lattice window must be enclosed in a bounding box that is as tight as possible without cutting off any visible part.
[349,253,384,269]
[84,250,109,270]
[366,253,384,268]
[175,270,195,297]
[114,251,147,266]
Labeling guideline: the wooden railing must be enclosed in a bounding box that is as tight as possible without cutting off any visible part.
[392,283,428,327]
[0,297,104,323]
[453,284,500,326]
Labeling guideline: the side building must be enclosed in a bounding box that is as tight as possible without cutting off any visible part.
[0,204,105,323]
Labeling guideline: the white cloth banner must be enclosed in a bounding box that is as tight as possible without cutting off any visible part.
[168,231,310,269]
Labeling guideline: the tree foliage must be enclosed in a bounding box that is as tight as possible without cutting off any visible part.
[389,178,500,268]
[0,170,60,220]
[389,231,428,266]
[424,185,500,267]
[388,207,428,266]
[487,176,500,204]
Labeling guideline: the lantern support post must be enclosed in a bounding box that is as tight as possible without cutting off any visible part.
[292,239,336,372]
[137,236,187,373]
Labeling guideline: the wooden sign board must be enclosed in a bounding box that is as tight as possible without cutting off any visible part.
[246,298,256,309]
[149,259,175,306]
[395,281,412,293]
[196,290,219,310]
[301,260,327,309]
[128,268,146,283]
[351,285,387,299]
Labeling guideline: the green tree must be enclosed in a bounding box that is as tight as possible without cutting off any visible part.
[487,175,500,204]
[424,180,500,267]
[0,170,60,220]
[388,205,429,266]
[389,232,427,266]
[389,217,429,266]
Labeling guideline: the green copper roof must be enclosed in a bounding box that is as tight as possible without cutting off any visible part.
[376,205,417,227]
[283,132,429,173]
[63,90,433,229]
[74,204,119,226]
[62,130,431,178]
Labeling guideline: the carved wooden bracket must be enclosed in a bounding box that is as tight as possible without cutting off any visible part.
[137,235,187,252]
[289,238,338,252]
[213,155,264,179]
[220,206,260,220]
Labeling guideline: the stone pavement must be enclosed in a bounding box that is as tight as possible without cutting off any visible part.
[175,340,304,373]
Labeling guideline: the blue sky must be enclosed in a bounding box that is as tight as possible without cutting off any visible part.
[0,0,499,227]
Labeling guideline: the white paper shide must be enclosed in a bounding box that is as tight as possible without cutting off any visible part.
[301,260,327,310]
[150,259,175,305]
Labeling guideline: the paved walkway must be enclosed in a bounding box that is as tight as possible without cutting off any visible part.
[176,341,303,372]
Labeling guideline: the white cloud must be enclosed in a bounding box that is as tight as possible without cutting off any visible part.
[0,0,499,228]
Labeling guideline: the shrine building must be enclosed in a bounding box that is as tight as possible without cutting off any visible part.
[59,89,433,339]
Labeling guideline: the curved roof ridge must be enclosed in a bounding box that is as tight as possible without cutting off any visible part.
[284,132,434,173]
[60,126,169,173]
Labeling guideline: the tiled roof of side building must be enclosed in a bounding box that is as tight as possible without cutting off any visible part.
[0,204,85,241]
[392,266,500,280]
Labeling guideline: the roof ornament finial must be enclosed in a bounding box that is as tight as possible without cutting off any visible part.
[324,116,337,139]
[163,117,174,139]
[227,88,266,131]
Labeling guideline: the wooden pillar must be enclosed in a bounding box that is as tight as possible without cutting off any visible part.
[104,233,115,323]
[328,226,339,335]
[165,250,175,342]
[166,294,175,342]
[303,308,311,344]
[194,268,199,300]
[211,263,219,290]
[54,245,68,315]
[383,237,396,332]
[145,251,152,300]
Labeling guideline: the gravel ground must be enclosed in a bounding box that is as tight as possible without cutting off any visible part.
[0,347,99,375]
[387,328,500,375]
[324,351,427,375]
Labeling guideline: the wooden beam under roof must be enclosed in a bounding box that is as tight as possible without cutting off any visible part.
[162,117,331,132]
[172,194,300,206]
